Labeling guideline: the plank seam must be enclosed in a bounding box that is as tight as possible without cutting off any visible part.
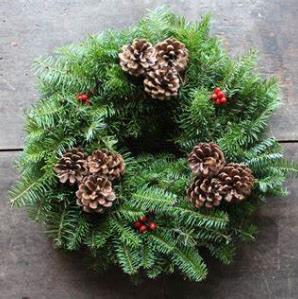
[0,148,23,152]
[1,140,298,152]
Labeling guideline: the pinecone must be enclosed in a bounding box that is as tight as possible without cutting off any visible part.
[154,38,188,72]
[76,175,116,213]
[188,143,225,177]
[119,39,156,77]
[87,149,125,181]
[54,148,87,185]
[187,176,223,209]
[144,66,180,100]
[217,163,255,203]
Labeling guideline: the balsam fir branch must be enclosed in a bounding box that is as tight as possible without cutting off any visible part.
[10,7,298,283]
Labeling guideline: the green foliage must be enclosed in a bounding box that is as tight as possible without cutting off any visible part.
[9,7,298,283]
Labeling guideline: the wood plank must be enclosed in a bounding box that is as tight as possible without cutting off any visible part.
[1,0,298,149]
[1,143,298,298]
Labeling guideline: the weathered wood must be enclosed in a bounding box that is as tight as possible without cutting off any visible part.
[1,144,298,298]
[0,0,298,149]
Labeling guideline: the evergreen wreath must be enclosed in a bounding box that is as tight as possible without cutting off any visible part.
[10,7,298,282]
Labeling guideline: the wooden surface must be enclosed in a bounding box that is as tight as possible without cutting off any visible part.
[1,0,298,298]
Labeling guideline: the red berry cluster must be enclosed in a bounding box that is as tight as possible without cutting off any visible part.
[133,215,157,234]
[76,93,90,105]
[210,87,227,105]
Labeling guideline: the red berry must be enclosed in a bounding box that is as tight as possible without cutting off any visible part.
[133,221,142,229]
[214,87,221,94]
[76,93,89,103]
[76,93,90,105]
[80,94,88,101]
[140,216,148,223]
[217,91,224,99]
[220,97,227,104]
[139,225,147,234]
[148,222,157,231]
[212,93,217,100]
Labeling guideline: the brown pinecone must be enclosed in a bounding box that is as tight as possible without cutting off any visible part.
[119,39,156,77]
[188,143,225,177]
[217,163,255,203]
[54,148,87,185]
[76,175,116,213]
[154,38,188,72]
[144,66,180,100]
[87,149,125,181]
[187,176,223,209]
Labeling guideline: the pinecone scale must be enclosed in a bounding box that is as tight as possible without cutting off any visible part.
[217,163,255,203]
[188,143,225,177]
[144,66,180,100]
[87,149,125,181]
[187,177,223,209]
[76,175,116,213]
[155,38,188,72]
[119,39,156,77]
[54,148,87,185]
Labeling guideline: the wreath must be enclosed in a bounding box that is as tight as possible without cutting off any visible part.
[10,8,298,282]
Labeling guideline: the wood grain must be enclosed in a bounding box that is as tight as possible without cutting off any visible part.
[1,0,298,149]
[1,144,298,298]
